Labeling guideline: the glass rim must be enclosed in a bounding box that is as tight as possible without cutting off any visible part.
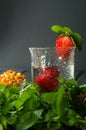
[29,46,76,50]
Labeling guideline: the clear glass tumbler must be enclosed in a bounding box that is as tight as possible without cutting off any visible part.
[29,47,75,82]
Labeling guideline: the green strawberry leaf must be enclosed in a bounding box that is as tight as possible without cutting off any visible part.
[51,25,65,34]
[63,27,72,35]
[51,25,72,36]
[71,32,83,51]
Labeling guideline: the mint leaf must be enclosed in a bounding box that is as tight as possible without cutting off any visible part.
[0,124,3,130]
[79,84,86,92]
[0,84,6,92]
[23,94,39,111]
[15,110,43,130]
[41,92,56,104]
[64,108,78,126]
[7,115,17,125]
[2,101,16,115]
[15,83,40,110]
[52,86,66,116]
[0,116,7,129]
[15,87,33,109]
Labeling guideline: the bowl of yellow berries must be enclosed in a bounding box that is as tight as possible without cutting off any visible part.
[0,70,26,89]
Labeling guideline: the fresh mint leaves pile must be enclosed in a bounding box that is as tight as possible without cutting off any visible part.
[0,78,86,130]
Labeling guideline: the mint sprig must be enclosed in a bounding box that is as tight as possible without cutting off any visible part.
[51,25,83,51]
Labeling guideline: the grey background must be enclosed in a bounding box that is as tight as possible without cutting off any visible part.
[0,0,86,72]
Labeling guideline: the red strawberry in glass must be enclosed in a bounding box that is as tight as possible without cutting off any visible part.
[35,66,59,92]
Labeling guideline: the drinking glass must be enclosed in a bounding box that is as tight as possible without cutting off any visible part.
[29,47,75,82]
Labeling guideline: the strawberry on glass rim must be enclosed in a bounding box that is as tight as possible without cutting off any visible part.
[51,25,83,58]
[56,35,75,58]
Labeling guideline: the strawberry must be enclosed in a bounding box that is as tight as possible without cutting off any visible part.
[34,66,59,92]
[51,25,83,58]
[56,35,75,58]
